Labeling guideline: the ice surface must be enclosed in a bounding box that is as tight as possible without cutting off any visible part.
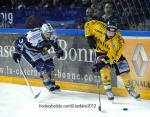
[0,83,150,117]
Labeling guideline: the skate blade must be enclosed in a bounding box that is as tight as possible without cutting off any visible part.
[51,89,61,94]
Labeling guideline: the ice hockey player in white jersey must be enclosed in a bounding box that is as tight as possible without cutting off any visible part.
[12,23,64,92]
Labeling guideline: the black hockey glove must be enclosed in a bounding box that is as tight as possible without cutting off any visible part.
[13,53,21,63]
[92,60,110,73]
[91,62,105,72]
[92,64,98,72]
[55,48,64,58]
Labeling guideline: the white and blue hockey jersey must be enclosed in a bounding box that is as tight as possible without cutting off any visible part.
[14,28,60,63]
[15,28,59,53]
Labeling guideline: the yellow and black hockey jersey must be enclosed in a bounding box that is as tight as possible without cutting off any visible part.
[84,20,125,64]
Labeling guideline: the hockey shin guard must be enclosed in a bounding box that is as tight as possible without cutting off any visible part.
[120,73,140,99]
[120,73,133,88]
[100,68,114,100]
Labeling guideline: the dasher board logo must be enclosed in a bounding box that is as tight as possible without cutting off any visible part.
[132,44,148,77]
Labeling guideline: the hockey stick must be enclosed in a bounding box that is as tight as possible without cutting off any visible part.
[18,61,41,99]
[97,71,102,111]
[93,51,102,111]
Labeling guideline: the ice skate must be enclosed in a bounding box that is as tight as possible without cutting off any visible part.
[106,91,114,100]
[49,85,60,92]
[127,87,140,99]
[49,80,60,92]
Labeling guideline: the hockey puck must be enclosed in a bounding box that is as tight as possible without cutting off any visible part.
[123,108,128,111]
[98,106,101,111]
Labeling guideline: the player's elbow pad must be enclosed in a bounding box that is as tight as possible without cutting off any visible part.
[87,36,97,49]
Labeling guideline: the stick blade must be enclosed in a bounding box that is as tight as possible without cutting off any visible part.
[34,91,41,99]
[98,106,101,111]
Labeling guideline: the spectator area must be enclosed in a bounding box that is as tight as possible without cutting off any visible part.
[0,0,150,30]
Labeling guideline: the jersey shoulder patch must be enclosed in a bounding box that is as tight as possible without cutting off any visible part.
[26,29,43,46]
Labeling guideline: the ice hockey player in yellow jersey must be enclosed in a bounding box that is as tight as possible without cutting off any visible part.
[84,20,140,100]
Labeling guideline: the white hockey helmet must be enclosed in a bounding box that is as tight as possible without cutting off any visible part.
[41,23,54,38]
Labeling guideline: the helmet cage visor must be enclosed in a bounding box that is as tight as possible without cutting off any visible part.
[41,23,53,38]
[106,25,118,37]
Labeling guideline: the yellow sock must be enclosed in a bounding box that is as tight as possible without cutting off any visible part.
[100,67,111,86]
[120,73,133,88]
